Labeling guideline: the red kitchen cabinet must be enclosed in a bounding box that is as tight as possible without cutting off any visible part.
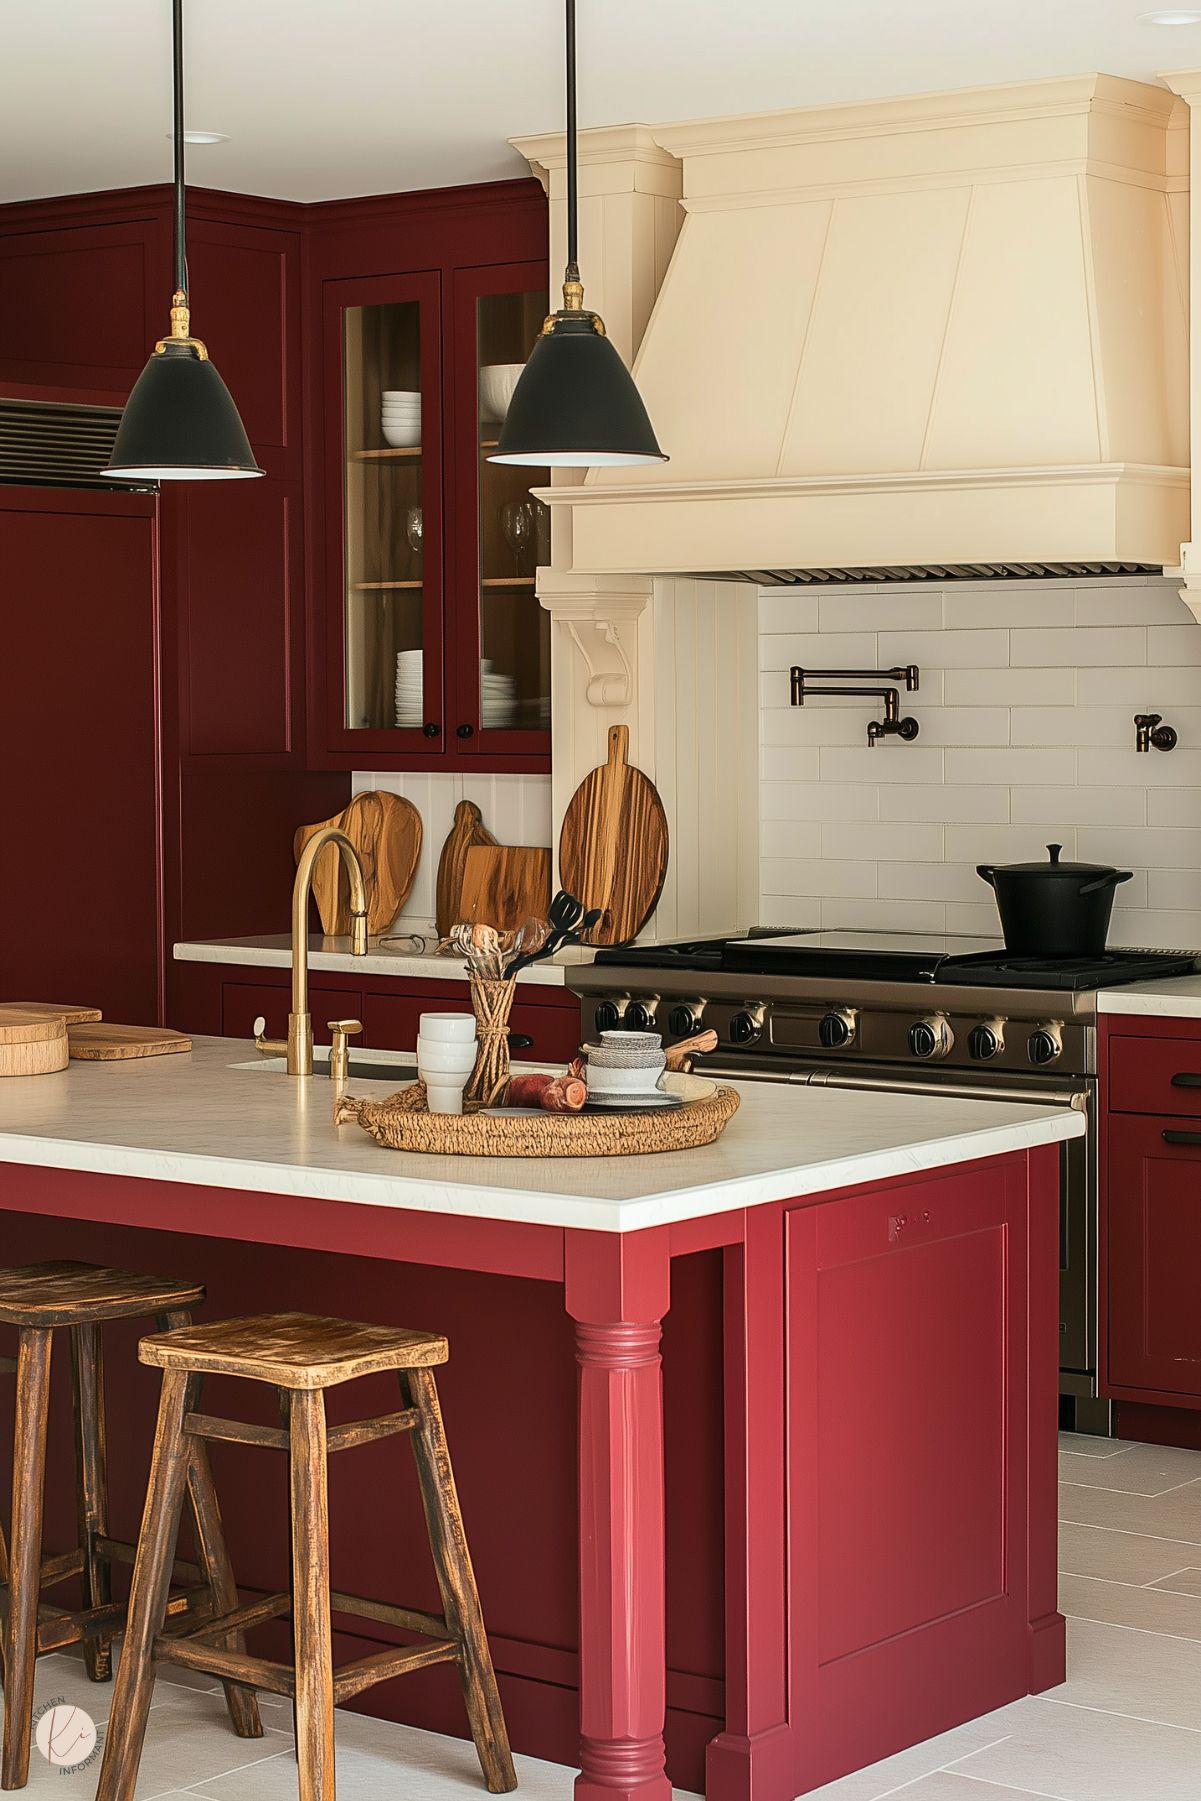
[1107,1110,1201,1401]
[306,180,550,772]
[221,980,363,1047]
[364,990,581,1062]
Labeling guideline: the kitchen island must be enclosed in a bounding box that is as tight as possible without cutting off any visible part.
[0,1040,1082,1801]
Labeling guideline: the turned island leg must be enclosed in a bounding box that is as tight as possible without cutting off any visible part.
[565,1228,672,1801]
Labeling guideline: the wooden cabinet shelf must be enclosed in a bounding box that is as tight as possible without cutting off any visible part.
[352,580,422,592]
[351,447,423,461]
[481,577,535,588]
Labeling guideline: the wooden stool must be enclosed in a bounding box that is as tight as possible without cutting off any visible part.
[0,1260,262,1790]
[95,1311,517,1801]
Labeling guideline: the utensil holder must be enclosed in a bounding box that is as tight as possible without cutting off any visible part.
[464,975,517,1110]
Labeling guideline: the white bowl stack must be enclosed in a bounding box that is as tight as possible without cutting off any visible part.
[382,389,421,449]
[583,1031,669,1104]
[479,363,524,424]
[417,1012,477,1114]
[480,657,517,730]
[395,648,424,727]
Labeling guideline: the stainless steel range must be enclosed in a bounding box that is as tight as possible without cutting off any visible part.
[569,929,1199,1433]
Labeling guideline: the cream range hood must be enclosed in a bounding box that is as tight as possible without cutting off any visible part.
[532,75,1191,585]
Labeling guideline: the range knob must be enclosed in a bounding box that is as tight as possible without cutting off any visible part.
[729,1005,766,1046]
[818,1007,857,1050]
[668,1001,705,1038]
[1028,1025,1062,1066]
[594,1000,624,1034]
[626,999,658,1032]
[908,1015,952,1060]
[968,1022,1003,1062]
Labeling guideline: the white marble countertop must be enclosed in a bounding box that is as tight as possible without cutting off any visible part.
[173,934,592,989]
[1098,974,1201,1020]
[0,1036,1083,1234]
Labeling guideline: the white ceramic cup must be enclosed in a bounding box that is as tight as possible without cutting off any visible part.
[424,1080,465,1116]
[417,1038,476,1075]
[418,1013,477,1043]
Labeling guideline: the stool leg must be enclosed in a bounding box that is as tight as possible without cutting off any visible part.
[69,1322,113,1683]
[159,1311,263,1741]
[0,1509,10,1688]
[289,1388,335,1801]
[404,1368,517,1795]
[93,1369,193,1801]
[3,1328,53,1791]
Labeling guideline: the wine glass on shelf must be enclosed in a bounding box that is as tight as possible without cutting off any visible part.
[405,505,423,577]
[500,500,531,577]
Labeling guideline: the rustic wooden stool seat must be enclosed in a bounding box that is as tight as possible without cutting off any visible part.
[138,1310,449,1387]
[0,1261,262,1791]
[95,1310,517,1801]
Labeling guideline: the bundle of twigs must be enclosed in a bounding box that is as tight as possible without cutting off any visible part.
[463,975,518,1110]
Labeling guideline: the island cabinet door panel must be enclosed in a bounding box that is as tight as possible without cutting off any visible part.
[787,1158,1029,1792]
[1108,1115,1201,1401]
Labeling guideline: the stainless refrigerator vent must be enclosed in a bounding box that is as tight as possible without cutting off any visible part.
[0,399,151,491]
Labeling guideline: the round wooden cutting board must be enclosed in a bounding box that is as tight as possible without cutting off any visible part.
[558,726,669,946]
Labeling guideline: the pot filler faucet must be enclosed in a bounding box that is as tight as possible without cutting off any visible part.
[255,828,369,1075]
[789,665,920,744]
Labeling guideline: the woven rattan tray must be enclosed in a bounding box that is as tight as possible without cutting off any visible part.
[333,1075,740,1157]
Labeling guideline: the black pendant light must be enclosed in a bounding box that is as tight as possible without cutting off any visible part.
[104,0,262,482]
[488,0,666,468]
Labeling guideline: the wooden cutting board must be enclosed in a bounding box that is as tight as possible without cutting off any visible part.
[458,844,552,932]
[558,725,669,946]
[67,1024,193,1061]
[0,1002,102,1025]
[294,791,423,936]
[0,1012,69,1077]
[435,800,497,937]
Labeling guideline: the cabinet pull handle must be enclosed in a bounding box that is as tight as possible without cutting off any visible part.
[1171,1071,1201,1087]
[456,723,474,739]
[508,1033,534,1050]
[1162,1129,1201,1145]
[422,722,440,738]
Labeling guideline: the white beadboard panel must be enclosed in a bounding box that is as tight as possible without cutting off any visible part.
[762,782,879,822]
[877,628,1009,668]
[1078,665,1201,705]
[1011,786,1146,827]
[945,667,1076,705]
[816,589,944,633]
[1010,626,1147,667]
[761,858,878,899]
[821,820,943,862]
[943,583,1076,629]
[882,784,1010,823]
[943,748,1077,786]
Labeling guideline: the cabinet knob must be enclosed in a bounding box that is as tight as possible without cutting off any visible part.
[422,722,440,738]
[456,723,474,739]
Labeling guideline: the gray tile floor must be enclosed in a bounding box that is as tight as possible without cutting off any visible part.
[9,1434,1200,1798]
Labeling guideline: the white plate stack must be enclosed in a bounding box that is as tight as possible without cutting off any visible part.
[382,389,421,449]
[395,648,424,727]
[480,658,517,730]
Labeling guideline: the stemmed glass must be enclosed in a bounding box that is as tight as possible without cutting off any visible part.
[405,505,423,576]
[500,501,531,576]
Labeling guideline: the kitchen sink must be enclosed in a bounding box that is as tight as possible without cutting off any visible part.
[229,1051,417,1083]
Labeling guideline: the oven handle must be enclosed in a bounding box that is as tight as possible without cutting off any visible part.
[796,1067,1090,1110]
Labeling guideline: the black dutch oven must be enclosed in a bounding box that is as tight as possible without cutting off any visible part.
[975,842,1132,958]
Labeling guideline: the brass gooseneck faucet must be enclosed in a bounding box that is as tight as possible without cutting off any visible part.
[257,828,369,1075]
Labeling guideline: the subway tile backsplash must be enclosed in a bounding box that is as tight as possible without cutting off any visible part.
[759,577,1201,949]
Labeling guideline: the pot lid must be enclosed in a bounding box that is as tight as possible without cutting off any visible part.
[991,842,1121,877]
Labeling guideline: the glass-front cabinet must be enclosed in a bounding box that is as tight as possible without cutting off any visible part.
[321,258,550,770]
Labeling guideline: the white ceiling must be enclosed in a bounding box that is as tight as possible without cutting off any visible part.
[3,1,1201,206]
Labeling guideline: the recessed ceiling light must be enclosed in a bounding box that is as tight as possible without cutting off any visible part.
[1139,9,1201,23]
[163,129,229,144]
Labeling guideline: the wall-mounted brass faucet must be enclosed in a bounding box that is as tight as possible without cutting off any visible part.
[1134,713,1177,753]
[789,665,920,746]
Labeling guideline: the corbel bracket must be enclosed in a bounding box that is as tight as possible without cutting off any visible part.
[1166,544,1201,627]
[536,572,653,711]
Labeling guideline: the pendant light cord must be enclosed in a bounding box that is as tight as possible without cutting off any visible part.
[564,0,579,285]
[172,0,188,301]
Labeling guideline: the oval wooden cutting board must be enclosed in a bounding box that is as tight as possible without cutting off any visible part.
[558,726,669,945]
[294,791,423,936]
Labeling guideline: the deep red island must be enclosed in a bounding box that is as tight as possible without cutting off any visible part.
[0,1039,1081,1799]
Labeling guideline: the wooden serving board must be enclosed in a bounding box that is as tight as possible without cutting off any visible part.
[294,791,423,936]
[0,1002,102,1025]
[435,800,497,937]
[458,844,552,932]
[67,1024,193,1061]
[0,1012,69,1077]
[558,725,669,945]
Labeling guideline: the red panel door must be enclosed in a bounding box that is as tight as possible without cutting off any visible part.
[0,490,162,1021]
[1109,1114,1201,1400]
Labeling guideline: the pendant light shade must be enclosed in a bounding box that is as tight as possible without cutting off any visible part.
[104,0,261,482]
[488,0,666,470]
